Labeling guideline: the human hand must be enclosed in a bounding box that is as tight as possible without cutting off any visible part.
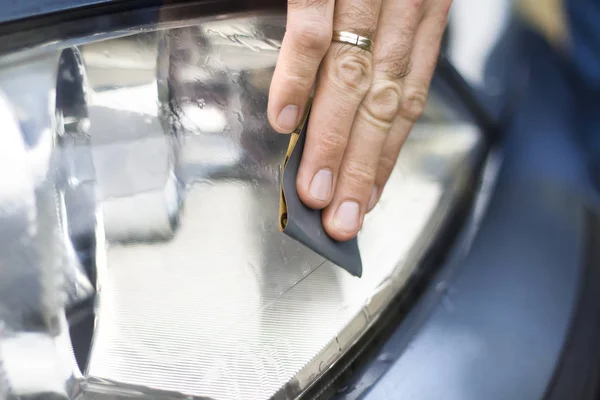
[268,0,452,241]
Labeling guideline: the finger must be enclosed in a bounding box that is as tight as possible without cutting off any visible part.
[322,0,426,240]
[267,0,335,133]
[370,0,452,211]
[295,0,383,211]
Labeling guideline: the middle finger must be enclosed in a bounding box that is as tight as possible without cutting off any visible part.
[295,0,383,210]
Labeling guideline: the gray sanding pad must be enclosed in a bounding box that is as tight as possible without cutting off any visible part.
[278,106,363,277]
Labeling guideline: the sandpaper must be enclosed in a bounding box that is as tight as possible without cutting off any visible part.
[278,104,363,277]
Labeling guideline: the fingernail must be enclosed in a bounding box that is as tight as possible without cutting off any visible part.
[277,105,299,131]
[333,201,360,234]
[309,169,332,201]
[368,186,379,210]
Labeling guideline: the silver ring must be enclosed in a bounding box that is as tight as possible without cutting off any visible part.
[332,31,373,52]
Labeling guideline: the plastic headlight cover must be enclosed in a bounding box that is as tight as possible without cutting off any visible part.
[0,7,483,400]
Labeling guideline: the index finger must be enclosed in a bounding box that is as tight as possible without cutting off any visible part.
[267,0,335,133]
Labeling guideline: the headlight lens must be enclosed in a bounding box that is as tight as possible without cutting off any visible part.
[0,5,484,400]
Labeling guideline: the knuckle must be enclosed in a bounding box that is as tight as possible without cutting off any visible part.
[315,129,348,158]
[329,50,373,98]
[342,159,377,188]
[398,86,428,122]
[288,18,332,58]
[361,80,402,128]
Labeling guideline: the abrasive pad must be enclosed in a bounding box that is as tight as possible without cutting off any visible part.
[278,104,363,277]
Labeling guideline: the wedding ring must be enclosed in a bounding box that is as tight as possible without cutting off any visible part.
[332,31,373,52]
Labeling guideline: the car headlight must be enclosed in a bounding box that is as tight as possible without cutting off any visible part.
[0,3,488,400]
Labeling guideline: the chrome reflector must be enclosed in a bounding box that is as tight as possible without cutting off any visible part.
[0,9,483,400]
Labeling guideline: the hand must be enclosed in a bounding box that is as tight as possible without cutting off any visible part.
[268,0,452,241]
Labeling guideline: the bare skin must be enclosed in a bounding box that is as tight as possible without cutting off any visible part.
[268,0,453,241]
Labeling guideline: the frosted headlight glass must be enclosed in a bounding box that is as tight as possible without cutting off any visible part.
[0,8,484,400]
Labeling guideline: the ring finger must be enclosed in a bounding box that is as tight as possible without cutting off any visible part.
[295,0,383,210]
[322,0,427,241]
